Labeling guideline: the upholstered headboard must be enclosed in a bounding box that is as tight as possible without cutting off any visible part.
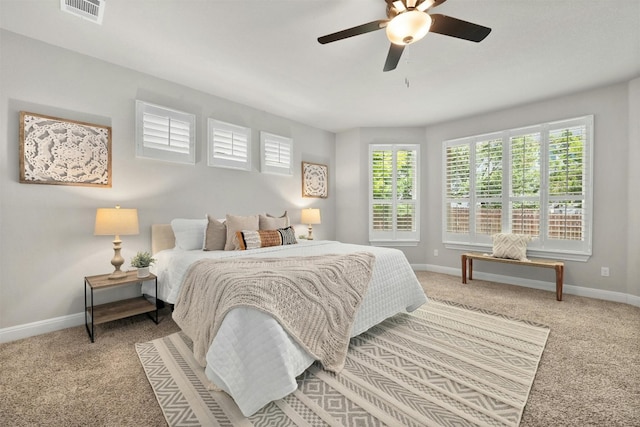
[151,224,175,255]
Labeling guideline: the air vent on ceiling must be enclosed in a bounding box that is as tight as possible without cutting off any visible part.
[60,0,105,25]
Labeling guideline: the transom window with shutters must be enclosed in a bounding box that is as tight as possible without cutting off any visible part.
[260,132,293,176]
[369,144,420,245]
[443,115,593,261]
[135,100,195,164]
[208,119,251,171]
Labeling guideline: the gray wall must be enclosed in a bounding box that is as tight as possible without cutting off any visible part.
[627,77,640,298]
[336,80,639,299]
[0,31,336,330]
[2,29,638,336]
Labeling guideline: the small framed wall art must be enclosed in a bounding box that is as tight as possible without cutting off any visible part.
[19,111,112,187]
[302,161,328,198]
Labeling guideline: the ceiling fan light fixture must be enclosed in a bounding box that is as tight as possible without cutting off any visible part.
[385,10,432,45]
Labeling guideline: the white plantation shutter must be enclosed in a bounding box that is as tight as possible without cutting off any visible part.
[396,149,418,233]
[135,101,195,164]
[260,132,293,175]
[475,138,503,237]
[369,144,420,244]
[372,149,393,232]
[509,130,541,238]
[546,118,591,244]
[445,143,470,237]
[208,119,251,171]
[442,116,593,260]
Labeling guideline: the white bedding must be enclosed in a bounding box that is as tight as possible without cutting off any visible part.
[144,240,427,416]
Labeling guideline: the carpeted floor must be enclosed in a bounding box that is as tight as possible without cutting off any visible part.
[1,271,639,426]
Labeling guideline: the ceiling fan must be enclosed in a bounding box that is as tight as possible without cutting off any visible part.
[317,0,491,72]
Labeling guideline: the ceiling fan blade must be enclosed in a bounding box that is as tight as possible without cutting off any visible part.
[383,43,405,72]
[429,14,492,42]
[318,20,388,44]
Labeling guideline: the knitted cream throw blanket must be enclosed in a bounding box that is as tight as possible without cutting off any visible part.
[172,252,375,373]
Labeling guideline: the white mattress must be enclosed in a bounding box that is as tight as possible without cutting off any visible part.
[144,240,427,416]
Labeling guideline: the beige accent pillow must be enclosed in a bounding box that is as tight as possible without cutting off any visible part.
[259,211,289,230]
[492,233,531,261]
[224,214,259,250]
[203,215,226,251]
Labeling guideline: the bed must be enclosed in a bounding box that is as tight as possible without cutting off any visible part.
[143,223,427,416]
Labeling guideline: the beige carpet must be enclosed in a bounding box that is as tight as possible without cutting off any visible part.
[137,300,549,426]
[1,271,639,426]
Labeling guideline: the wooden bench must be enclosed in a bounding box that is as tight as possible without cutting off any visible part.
[461,252,564,301]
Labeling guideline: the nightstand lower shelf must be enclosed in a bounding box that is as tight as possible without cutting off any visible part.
[88,296,157,325]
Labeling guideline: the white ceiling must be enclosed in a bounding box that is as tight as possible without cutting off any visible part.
[1,0,639,133]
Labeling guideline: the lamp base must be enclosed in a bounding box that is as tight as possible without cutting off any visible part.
[307,225,314,240]
[108,237,126,279]
[108,268,127,280]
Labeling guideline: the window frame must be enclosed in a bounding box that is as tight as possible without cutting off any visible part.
[369,143,420,246]
[260,131,293,176]
[135,100,196,165]
[442,115,593,261]
[207,119,252,171]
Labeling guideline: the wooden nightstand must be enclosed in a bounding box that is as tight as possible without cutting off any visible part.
[84,270,158,342]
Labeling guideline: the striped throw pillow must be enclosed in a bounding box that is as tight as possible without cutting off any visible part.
[236,226,298,250]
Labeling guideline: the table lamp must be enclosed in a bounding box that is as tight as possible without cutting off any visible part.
[301,208,321,240]
[94,205,139,279]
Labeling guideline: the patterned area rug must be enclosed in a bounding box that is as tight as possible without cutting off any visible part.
[136,299,549,426]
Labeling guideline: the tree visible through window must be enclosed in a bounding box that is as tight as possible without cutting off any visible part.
[370,144,419,244]
[443,116,593,259]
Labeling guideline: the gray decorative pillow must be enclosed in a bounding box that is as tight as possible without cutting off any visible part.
[203,215,226,251]
[259,211,289,230]
[492,233,531,261]
[225,214,259,251]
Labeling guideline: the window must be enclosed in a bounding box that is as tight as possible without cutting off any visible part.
[443,116,593,260]
[260,132,293,175]
[369,144,420,245]
[207,119,251,171]
[135,100,195,164]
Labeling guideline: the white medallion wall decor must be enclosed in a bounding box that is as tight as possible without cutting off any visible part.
[302,161,328,198]
[19,111,112,187]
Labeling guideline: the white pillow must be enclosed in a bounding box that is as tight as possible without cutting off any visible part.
[492,233,531,261]
[170,218,207,250]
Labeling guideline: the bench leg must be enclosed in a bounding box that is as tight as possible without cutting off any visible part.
[556,265,564,301]
[461,255,467,284]
[469,258,473,281]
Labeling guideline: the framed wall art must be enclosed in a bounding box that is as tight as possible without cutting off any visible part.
[19,111,112,187]
[302,161,328,198]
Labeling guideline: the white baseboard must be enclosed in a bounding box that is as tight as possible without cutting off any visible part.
[412,263,640,308]
[2,266,638,344]
[0,312,84,344]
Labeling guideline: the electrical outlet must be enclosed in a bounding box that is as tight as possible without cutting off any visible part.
[601,267,610,277]
[434,249,439,257]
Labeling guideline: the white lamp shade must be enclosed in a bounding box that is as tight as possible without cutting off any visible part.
[301,208,321,225]
[94,207,139,236]
[386,10,432,45]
